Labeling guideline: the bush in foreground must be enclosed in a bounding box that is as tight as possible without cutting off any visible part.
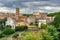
[21,29,54,40]
[15,26,28,31]
[12,33,19,38]
[41,24,59,40]
[0,33,5,38]
[2,27,15,35]
[5,25,12,28]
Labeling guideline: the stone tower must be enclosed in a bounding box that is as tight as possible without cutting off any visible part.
[16,8,19,15]
[16,8,19,20]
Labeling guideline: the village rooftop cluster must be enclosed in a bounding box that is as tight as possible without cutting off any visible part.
[0,8,55,29]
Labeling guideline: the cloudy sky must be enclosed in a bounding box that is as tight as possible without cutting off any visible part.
[0,0,60,14]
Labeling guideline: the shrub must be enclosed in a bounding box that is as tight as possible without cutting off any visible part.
[23,26,28,31]
[41,25,59,40]
[21,29,54,40]
[30,21,38,26]
[15,26,21,31]
[2,27,15,35]
[12,33,19,38]
[0,33,5,38]
[15,26,28,31]
[41,24,47,29]
[46,25,59,40]
[0,25,4,31]
[5,25,12,28]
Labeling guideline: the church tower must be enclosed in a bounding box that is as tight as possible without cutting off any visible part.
[16,8,19,20]
[16,8,19,15]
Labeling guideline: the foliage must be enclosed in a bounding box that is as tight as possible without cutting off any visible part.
[0,17,7,30]
[23,14,32,17]
[21,29,54,40]
[41,24,48,29]
[48,12,60,29]
[48,12,60,40]
[46,25,59,40]
[41,24,59,40]
[0,33,5,38]
[0,17,7,25]
[52,14,60,29]
[47,12,60,16]
[5,25,12,28]
[12,33,19,38]
[0,25,4,31]
[0,37,8,40]
[2,27,15,35]
[15,26,28,31]
[30,21,38,26]
[38,29,54,40]
[59,32,60,40]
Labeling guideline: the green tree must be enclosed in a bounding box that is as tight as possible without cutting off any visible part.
[30,21,38,26]
[47,12,60,17]
[0,33,5,38]
[48,12,60,29]
[21,29,54,40]
[12,33,19,38]
[41,25,59,40]
[2,27,15,35]
[52,14,60,29]
[5,25,12,28]
[15,26,28,31]
[0,17,7,30]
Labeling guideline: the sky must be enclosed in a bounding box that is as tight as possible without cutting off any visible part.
[0,0,60,14]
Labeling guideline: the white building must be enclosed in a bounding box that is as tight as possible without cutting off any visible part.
[38,19,46,28]
[46,16,55,23]
[6,17,16,29]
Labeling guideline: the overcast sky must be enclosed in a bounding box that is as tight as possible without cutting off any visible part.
[0,0,60,14]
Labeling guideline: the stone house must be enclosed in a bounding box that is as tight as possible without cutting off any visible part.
[6,17,16,29]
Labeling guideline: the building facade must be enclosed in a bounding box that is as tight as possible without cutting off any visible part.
[6,17,16,29]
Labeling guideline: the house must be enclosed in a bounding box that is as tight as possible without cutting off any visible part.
[5,8,27,28]
[46,16,55,23]
[32,11,55,28]
[0,8,27,29]
[27,15,36,24]
[6,17,16,29]
[0,8,55,29]
[38,19,46,28]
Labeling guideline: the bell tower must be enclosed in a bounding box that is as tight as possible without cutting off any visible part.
[16,8,19,20]
[16,8,19,15]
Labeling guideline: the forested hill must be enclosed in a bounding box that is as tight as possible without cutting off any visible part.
[47,12,60,17]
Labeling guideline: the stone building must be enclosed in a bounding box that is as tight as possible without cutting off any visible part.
[1,8,27,29]
[32,12,55,28]
[6,17,16,29]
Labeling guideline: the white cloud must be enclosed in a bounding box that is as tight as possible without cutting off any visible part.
[44,6,54,10]
[38,6,60,11]
[44,6,60,10]
[21,2,41,7]
[0,6,60,14]
[20,8,31,14]
[20,8,46,14]
[0,7,15,13]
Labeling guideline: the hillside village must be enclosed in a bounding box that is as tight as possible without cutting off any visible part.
[0,8,55,29]
[0,0,60,40]
[0,8,60,40]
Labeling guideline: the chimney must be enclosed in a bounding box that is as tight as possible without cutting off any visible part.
[16,8,19,20]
